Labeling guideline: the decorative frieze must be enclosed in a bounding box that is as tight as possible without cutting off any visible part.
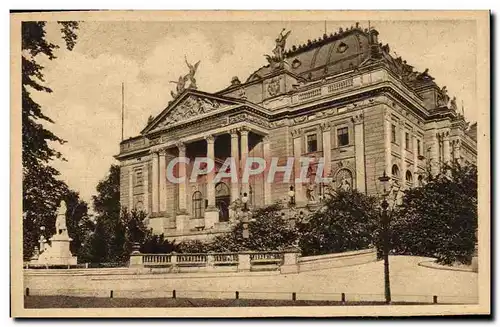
[228,113,271,129]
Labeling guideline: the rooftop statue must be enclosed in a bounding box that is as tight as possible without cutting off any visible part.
[450,96,458,111]
[185,56,200,90]
[265,28,291,69]
[170,74,188,99]
[437,86,450,107]
[169,56,201,99]
[273,28,291,62]
[416,68,435,81]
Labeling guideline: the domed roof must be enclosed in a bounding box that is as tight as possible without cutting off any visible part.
[246,28,371,82]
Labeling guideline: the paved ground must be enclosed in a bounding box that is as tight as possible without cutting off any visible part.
[24,296,434,308]
[24,256,478,304]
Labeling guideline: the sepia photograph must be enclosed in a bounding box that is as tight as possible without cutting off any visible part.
[10,10,490,317]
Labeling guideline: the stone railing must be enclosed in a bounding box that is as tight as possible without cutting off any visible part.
[129,249,300,274]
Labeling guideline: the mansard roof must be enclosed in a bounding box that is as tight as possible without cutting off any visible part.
[245,26,372,83]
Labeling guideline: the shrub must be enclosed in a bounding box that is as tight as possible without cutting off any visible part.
[298,189,379,256]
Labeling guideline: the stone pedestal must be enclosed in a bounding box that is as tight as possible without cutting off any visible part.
[238,253,251,272]
[204,208,219,229]
[35,200,77,266]
[280,247,300,274]
[176,214,189,232]
[148,215,165,234]
[129,253,143,268]
[37,234,77,265]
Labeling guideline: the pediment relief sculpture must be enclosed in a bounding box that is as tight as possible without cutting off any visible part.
[153,95,226,131]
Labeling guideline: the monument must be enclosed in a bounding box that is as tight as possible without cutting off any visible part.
[31,200,77,265]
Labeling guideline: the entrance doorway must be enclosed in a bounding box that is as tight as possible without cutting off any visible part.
[215,182,230,222]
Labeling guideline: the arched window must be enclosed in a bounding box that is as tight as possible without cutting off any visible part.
[391,164,400,179]
[192,191,203,219]
[405,171,413,184]
[417,175,424,186]
[335,168,353,191]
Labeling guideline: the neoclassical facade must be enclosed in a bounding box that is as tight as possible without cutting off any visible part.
[116,25,477,240]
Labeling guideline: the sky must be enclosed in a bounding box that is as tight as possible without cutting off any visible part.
[32,19,477,205]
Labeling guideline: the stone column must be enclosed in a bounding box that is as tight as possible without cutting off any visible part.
[443,131,451,163]
[353,114,366,193]
[431,132,439,175]
[263,135,272,205]
[384,112,392,176]
[230,129,240,203]
[128,168,134,210]
[292,129,304,204]
[412,135,418,187]
[143,162,149,213]
[453,139,462,164]
[151,151,159,213]
[176,142,188,232]
[204,135,218,228]
[321,122,332,179]
[240,127,249,196]
[158,149,167,213]
[177,142,188,215]
[400,123,407,189]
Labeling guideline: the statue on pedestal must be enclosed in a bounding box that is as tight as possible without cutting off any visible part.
[55,200,68,235]
[305,183,317,203]
[30,200,77,266]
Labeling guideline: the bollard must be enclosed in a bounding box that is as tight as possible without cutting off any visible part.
[235,291,239,300]
[110,290,113,298]
[292,292,296,301]
[172,290,176,299]
[433,295,438,304]
[341,292,346,303]
[25,288,29,297]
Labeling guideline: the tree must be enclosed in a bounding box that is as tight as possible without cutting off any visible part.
[390,162,477,265]
[298,189,379,257]
[62,189,94,256]
[22,21,79,259]
[81,164,124,263]
[209,204,298,252]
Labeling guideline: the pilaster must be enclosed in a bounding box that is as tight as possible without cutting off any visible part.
[352,114,366,193]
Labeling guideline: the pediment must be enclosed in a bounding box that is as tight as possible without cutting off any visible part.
[143,91,241,134]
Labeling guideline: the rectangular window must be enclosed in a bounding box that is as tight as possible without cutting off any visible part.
[337,127,349,147]
[405,132,410,150]
[417,139,422,156]
[306,134,318,153]
[134,170,143,187]
[391,124,397,143]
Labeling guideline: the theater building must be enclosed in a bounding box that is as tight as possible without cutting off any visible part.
[116,24,477,240]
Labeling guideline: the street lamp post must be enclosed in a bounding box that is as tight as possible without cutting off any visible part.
[378,170,392,304]
[288,186,296,207]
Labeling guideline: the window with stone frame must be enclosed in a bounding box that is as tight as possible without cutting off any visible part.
[134,169,143,187]
[391,164,400,179]
[417,139,422,156]
[391,124,397,144]
[306,133,318,153]
[405,170,413,185]
[337,127,349,147]
[192,191,203,219]
[405,132,411,150]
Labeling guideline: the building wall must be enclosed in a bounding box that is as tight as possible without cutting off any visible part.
[363,104,386,195]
